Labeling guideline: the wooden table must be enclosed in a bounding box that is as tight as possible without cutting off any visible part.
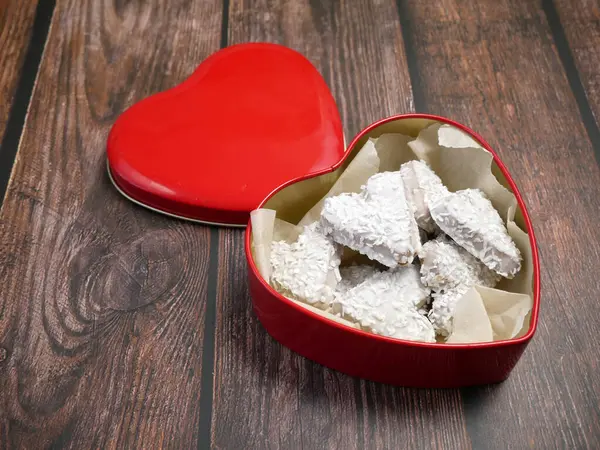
[1,0,599,448]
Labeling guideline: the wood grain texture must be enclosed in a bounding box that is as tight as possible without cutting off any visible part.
[0,0,223,447]
[212,1,470,449]
[0,0,38,143]
[1,0,599,448]
[555,0,600,126]
[401,0,600,447]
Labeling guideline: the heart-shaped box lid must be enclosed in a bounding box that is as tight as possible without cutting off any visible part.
[107,43,345,226]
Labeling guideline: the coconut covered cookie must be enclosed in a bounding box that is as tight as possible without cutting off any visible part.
[320,172,421,268]
[336,265,380,295]
[334,265,435,342]
[428,287,471,337]
[399,160,449,234]
[270,222,341,307]
[429,189,522,278]
[419,234,500,291]
[419,234,501,336]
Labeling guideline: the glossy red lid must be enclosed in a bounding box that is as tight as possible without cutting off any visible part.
[107,43,344,226]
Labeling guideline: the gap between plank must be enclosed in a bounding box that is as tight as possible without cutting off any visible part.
[542,0,600,168]
[396,0,426,113]
[197,2,231,447]
[197,227,220,448]
[0,0,57,207]
[220,0,230,49]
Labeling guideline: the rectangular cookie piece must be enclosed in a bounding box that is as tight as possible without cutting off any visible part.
[320,172,421,268]
[429,189,522,278]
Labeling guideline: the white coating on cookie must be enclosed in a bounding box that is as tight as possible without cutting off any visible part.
[270,222,341,306]
[336,265,379,295]
[429,189,522,278]
[399,160,449,233]
[335,266,435,342]
[428,287,470,337]
[320,172,421,268]
[420,235,500,336]
[419,234,500,291]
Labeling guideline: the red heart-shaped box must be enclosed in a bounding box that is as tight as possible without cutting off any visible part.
[107,44,540,388]
[245,114,540,388]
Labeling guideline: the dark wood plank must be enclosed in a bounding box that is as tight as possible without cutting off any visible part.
[0,0,223,447]
[554,0,600,124]
[212,1,471,449]
[0,0,38,140]
[401,0,600,447]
